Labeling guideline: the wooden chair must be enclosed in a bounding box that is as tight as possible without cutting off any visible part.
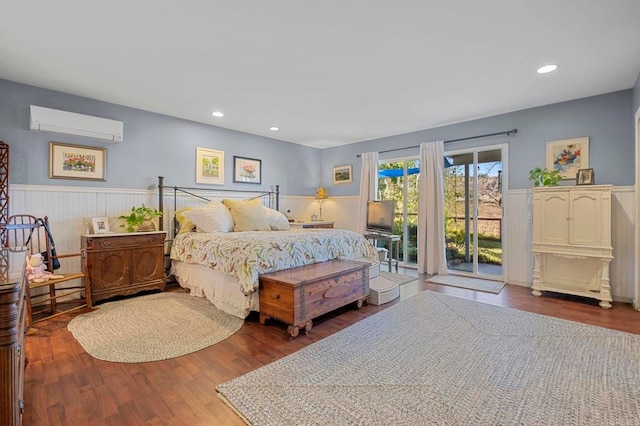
[5,214,91,326]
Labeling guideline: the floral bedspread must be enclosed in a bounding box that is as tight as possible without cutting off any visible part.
[170,229,379,295]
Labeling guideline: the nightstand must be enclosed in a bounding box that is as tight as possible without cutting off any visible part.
[290,221,335,229]
[81,231,166,304]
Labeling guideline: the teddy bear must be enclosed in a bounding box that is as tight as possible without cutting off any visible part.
[26,253,64,283]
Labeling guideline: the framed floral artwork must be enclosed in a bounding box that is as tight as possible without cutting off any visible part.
[49,142,107,181]
[233,156,261,184]
[546,137,589,179]
[196,147,224,184]
[333,164,353,184]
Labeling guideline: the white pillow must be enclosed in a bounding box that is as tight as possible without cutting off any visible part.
[263,206,290,230]
[182,201,234,233]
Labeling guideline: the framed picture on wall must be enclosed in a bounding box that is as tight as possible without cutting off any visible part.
[196,147,224,184]
[546,137,589,179]
[233,156,262,184]
[333,164,353,184]
[49,142,107,181]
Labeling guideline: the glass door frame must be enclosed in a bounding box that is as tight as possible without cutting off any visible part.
[378,155,418,268]
[444,143,509,281]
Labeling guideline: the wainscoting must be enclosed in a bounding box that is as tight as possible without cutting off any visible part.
[9,185,636,301]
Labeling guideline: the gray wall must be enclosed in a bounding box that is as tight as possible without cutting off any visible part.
[633,72,640,117]
[0,79,320,195]
[1,78,635,196]
[322,90,634,193]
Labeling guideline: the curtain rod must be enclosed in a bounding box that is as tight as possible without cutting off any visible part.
[356,128,518,158]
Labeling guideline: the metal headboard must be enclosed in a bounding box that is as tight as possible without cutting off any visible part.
[157,176,280,237]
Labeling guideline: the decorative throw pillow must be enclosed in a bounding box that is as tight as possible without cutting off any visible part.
[175,207,195,234]
[263,206,290,230]
[222,198,271,231]
[182,201,234,233]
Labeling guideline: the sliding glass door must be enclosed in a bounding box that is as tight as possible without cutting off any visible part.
[378,158,419,267]
[444,145,506,279]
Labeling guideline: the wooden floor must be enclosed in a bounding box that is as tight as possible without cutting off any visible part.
[24,271,640,425]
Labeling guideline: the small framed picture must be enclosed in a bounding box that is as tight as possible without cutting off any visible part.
[233,156,262,184]
[576,168,594,185]
[333,164,353,184]
[196,147,224,185]
[91,217,110,234]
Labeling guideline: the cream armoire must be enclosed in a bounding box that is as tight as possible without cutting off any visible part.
[531,185,613,308]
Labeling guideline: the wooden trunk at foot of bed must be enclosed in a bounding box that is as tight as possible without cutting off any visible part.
[258,259,369,339]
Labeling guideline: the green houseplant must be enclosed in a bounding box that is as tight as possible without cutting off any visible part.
[119,204,163,232]
[528,167,562,187]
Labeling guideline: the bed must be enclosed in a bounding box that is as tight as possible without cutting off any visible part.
[158,178,380,318]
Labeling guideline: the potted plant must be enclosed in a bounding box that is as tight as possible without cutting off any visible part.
[528,167,562,187]
[119,204,163,232]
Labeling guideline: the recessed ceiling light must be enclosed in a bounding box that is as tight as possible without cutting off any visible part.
[212,111,224,117]
[537,64,558,74]
[269,126,279,131]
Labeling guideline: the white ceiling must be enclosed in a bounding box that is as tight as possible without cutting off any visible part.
[1,1,639,149]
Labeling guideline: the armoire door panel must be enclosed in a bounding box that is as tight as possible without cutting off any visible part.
[570,192,602,246]
[539,192,568,244]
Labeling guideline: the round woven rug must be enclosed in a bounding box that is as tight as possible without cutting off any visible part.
[67,292,244,363]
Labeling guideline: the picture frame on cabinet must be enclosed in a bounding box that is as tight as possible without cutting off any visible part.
[576,168,594,185]
[196,147,224,184]
[546,137,589,179]
[233,156,262,184]
[50,142,107,181]
[333,164,353,184]
[91,217,110,234]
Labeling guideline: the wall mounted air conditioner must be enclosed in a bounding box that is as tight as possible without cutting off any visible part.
[30,105,124,142]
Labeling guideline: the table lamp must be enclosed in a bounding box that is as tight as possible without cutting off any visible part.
[315,187,328,220]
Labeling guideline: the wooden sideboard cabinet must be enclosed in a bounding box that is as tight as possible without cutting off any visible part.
[81,232,166,304]
[531,185,613,308]
[0,248,28,426]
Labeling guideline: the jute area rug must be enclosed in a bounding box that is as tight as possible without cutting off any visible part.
[217,291,640,425]
[427,274,505,293]
[68,292,243,363]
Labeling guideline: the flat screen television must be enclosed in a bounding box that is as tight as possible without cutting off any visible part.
[366,200,395,234]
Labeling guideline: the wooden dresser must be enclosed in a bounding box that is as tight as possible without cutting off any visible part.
[259,259,369,338]
[0,248,28,426]
[81,232,166,304]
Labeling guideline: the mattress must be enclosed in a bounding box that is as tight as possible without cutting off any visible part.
[170,228,380,295]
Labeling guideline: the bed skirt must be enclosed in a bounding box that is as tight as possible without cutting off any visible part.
[172,261,259,319]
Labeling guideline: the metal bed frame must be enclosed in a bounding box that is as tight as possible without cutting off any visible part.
[157,176,280,237]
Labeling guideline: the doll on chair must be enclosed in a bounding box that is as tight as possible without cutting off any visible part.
[26,253,64,283]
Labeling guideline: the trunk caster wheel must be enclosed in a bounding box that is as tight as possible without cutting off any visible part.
[287,325,300,339]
